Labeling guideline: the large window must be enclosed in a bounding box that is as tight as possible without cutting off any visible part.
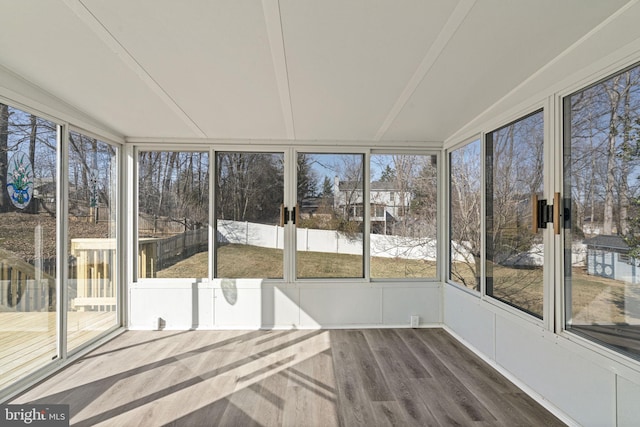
[0,104,58,390]
[136,149,438,281]
[68,131,118,351]
[369,153,437,279]
[296,153,364,278]
[449,139,481,290]
[215,152,284,279]
[564,63,640,359]
[138,151,209,279]
[486,111,544,318]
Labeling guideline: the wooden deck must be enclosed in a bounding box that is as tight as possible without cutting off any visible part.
[11,328,564,426]
[0,311,117,390]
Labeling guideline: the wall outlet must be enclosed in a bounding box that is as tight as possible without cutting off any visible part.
[410,315,419,328]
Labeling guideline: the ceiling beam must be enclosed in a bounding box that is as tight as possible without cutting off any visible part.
[64,0,207,138]
[262,0,296,139]
[374,0,476,141]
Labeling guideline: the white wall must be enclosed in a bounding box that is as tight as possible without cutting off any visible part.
[129,280,441,330]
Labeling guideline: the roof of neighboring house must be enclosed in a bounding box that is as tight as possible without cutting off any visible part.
[371,181,399,191]
[584,235,630,251]
[337,181,360,191]
[337,180,404,191]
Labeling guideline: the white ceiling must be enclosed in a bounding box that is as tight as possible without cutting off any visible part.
[0,0,634,143]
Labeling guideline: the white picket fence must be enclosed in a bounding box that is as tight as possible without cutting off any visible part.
[217,220,438,260]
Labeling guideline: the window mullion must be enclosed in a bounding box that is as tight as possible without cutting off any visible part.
[363,151,371,281]
[57,124,68,361]
[285,148,296,283]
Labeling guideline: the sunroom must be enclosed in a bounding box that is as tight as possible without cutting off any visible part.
[2,1,640,426]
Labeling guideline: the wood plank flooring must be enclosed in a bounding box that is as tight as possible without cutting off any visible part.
[10,329,565,426]
[0,311,117,390]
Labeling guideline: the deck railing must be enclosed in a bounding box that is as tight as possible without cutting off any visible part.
[0,239,118,312]
[69,238,116,311]
[0,248,55,312]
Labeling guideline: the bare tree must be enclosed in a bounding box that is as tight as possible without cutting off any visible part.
[486,111,545,316]
[216,152,283,224]
[450,141,481,289]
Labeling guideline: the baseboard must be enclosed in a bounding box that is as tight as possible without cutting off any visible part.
[127,322,444,331]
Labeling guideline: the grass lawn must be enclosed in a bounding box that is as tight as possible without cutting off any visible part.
[568,267,627,324]
[157,243,437,279]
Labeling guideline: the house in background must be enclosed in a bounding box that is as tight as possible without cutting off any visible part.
[333,177,412,234]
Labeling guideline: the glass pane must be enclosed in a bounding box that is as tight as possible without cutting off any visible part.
[369,154,437,279]
[138,152,209,279]
[0,104,58,389]
[297,153,364,278]
[215,152,283,279]
[68,132,118,351]
[450,140,481,290]
[565,65,640,359]
[486,111,544,318]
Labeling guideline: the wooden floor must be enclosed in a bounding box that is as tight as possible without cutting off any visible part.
[11,328,565,426]
[0,311,117,390]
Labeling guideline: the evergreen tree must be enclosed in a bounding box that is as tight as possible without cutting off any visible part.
[320,176,333,197]
[379,164,396,182]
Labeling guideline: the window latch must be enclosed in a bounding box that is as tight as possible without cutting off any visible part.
[287,206,296,225]
[280,205,297,226]
[532,193,560,235]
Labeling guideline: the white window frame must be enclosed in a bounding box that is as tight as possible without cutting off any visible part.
[132,143,441,285]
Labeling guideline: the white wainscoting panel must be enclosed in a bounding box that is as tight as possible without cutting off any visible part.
[617,376,640,427]
[260,285,300,328]
[130,282,214,330]
[494,316,614,427]
[382,285,440,326]
[443,285,494,358]
[213,279,264,328]
[299,286,383,327]
[130,281,441,330]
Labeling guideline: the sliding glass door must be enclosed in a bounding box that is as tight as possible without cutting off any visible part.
[0,104,58,390]
[68,131,119,352]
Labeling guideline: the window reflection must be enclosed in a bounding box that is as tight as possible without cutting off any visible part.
[68,131,118,351]
[0,104,58,389]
